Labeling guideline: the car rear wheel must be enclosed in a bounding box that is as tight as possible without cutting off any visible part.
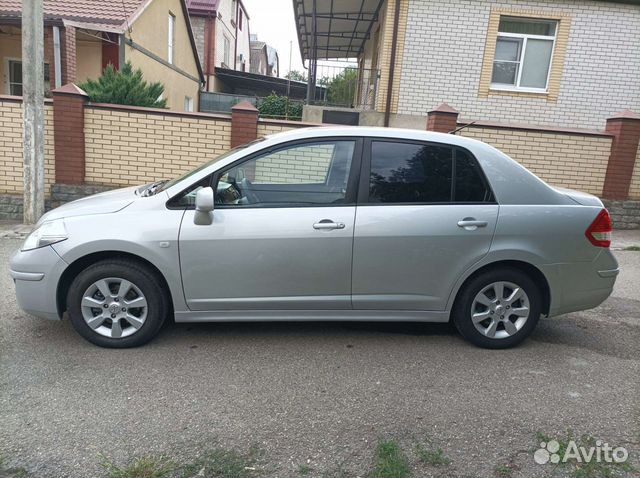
[452,267,541,349]
[67,260,168,348]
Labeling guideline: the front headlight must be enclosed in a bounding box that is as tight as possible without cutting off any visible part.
[21,219,68,251]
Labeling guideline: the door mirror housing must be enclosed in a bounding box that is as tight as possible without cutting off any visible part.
[194,187,214,225]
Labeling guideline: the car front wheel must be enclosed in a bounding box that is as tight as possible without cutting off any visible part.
[67,259,168,348]
[453,267,541,349]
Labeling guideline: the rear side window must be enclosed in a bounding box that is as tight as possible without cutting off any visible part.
[455,149,492,202]
[369,141,452,203]
[367,140,491,204]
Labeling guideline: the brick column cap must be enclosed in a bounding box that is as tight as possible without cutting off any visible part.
[232,101,258,113]
[607,109,640,121]
[52,83,88,98]
[428,102,459,115]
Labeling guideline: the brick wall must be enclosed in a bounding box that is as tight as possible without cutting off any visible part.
[257,119,313,137]
[254,144,335,184]
[83,106,232,186]
[0,98,55,197]
[399,0,640,130]
[630,148,640,200]
[459,125,612,195]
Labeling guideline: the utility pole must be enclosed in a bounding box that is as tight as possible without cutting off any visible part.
[22,0,45,224]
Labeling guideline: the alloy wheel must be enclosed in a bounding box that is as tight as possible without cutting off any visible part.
[470,281,530,339]
[80,277,148,339]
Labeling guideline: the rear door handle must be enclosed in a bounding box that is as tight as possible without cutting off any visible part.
[457,219,488,229]
[313,220,345,230]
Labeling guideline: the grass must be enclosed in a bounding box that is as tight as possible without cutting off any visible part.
[494,464,515,477]
[100,455,176,478]
[370,439,411,478]
[298,463,313,475]
[623,245,640,251]
[414,443,451,467]
[0,454,29,478]
[536,431,636,478]
[179,446,261,478]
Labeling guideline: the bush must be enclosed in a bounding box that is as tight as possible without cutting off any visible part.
[258,93,303,120]
[79,62,167,108]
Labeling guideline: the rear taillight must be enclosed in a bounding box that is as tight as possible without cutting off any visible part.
[585,209,613,248]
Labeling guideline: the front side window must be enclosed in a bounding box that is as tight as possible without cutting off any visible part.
[216,140,356,207]
[491,16,557,91]
[368,141,491,204]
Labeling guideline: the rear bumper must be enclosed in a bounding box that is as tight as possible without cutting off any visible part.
[10,245,67,320]
[543,250,619,317]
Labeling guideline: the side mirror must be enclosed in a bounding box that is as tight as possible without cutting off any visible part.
[194,187,214,225]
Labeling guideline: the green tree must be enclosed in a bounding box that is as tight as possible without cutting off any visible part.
[284,70,307,82]
[258,93,303,120]
[326,68,358,107]
[79,62,167,108]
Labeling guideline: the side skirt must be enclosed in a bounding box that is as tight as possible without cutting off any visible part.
[174,309,451,323]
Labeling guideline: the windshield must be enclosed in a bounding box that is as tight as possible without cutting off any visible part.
[157,139,265,193]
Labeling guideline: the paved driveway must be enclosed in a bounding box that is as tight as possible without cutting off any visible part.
[0,238,638,478]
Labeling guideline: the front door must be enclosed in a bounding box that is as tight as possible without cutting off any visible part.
[179,138,362,311]
[352,139,499,310]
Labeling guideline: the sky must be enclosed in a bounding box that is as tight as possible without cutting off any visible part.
[242,0,305,75]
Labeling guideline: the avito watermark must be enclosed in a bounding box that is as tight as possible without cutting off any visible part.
[534,439,629,465]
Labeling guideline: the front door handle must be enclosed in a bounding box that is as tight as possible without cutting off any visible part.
[313,220,345,230]
[458,218,488,230]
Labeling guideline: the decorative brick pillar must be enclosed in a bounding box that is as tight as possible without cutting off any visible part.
[231,101,259,147]
[53,84,88,185]
[60,26,77,84]
[602,110,640,200]
[426,103,459,133]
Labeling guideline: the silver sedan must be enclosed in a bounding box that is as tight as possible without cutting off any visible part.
[10,127,619,348]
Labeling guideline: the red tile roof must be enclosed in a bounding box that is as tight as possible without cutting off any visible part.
[0,0,146,25]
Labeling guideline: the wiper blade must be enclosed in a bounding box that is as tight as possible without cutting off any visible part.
[141,180,168,197]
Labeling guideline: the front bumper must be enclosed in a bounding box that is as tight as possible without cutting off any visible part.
[10,245,67,320]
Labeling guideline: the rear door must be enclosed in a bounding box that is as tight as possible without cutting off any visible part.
[352,139,499,310]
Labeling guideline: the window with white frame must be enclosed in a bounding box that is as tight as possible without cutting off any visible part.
[223,36,231,66]
[168,13,176,64]
[184,96,194,112]
[7,60,51,96]
[491,17,557,92]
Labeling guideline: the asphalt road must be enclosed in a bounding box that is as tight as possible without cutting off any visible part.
[0,238,638,478]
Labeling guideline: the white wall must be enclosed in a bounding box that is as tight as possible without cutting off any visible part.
[398,0,640,129]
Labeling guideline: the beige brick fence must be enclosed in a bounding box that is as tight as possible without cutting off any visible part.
[1,88,640,227]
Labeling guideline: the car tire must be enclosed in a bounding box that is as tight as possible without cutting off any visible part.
[452,267,541,349]
[67,259,168,348]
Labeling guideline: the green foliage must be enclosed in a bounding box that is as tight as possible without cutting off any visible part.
[79,62,167,108]
[414,443,451,467]
[370,440,411,478]
[258,93,303,120]
[99,455,175,478]
[326,69,358,107]
[285,70,307,82]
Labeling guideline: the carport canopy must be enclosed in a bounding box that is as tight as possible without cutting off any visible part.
[292,0,385,61]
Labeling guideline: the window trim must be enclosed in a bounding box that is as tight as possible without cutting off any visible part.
[490,21,558,93]
[357,137,496,206]
[223,36,231,67]
[168,12,176,64]
[479,8,571,103]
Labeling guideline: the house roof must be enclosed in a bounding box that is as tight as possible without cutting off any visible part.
[0,0,205,84]
[0,0,145,26]
[293,0,385,60]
